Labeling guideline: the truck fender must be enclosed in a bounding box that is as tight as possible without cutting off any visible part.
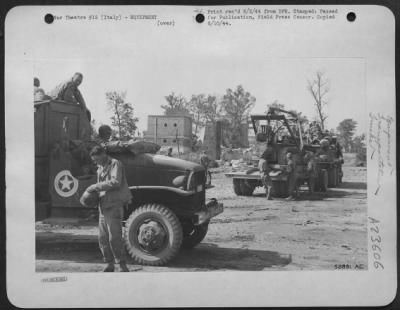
[129,185,196,196]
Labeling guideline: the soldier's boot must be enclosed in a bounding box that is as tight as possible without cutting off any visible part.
[103,263,115,272]
[266,186,273,200]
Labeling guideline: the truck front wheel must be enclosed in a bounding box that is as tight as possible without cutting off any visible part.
[124,203,183,266]
[319,169,328,192]
[328,167,337,188]
[181,221,209,248]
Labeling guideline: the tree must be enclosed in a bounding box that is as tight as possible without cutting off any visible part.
[199,95,222,124]
[308,70,329,130]
[161,92,190,116]
[189,94,222,130]
[106,91,139,140]
[336,118,357,152]
[187,94,223,151]
[221,85,256,147]
[188,94,207,136]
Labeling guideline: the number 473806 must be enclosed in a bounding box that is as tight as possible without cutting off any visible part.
[368,217,384,270]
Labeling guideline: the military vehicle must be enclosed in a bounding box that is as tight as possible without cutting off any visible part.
[225,107,343,197]
[35,99,223,266]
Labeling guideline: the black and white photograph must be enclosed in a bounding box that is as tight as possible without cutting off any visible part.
[5,5,397,307]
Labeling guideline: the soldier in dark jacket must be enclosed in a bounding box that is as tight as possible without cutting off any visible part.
[167,147,173,157]
[258,149,273,200]
[200,150,210,184]
[285,152,297,200]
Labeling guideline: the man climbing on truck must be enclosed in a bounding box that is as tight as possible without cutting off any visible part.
[49,72,88,113]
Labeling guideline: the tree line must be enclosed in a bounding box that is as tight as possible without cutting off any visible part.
[160,85,256,148]
[93,70,365,160]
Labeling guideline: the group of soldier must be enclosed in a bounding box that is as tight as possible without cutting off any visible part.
[258,148,318,201]
[258,128,343,201]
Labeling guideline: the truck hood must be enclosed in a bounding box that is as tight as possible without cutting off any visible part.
[143,154,204,172]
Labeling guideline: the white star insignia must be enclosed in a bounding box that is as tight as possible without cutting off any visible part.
[59,175,73,191]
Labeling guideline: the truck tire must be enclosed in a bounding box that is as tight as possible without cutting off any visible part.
[240,180,255,196]
[320,169,328,192]
[334,167,340,187]
[272,181,288,198]
[233,179,242,195]
[272,181,280,197]
[181,221,209,248]
[124,203,183,266]
[328,167,337,188]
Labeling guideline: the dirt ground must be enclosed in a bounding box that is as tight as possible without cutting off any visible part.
[36,166,368,272]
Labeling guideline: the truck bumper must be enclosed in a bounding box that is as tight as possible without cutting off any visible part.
[194,199,224,225]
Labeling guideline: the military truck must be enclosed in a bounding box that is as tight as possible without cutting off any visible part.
[35,99,223,266]
[225,107,343,197]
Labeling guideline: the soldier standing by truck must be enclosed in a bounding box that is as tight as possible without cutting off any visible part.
[86,145,132,272]
[285,152,297,200]
[304,152,317,194]
[200,150,211,186]
[258,149,273,200]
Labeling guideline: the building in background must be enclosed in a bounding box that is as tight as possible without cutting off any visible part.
[144,115,192,154]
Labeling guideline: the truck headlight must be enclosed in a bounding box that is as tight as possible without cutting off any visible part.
[172,175,188,188]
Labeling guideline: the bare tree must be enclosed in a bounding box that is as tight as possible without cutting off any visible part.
[308,71,329,130]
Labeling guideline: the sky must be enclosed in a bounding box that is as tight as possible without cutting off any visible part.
[28,6,371,136]
[34,57,366,136]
